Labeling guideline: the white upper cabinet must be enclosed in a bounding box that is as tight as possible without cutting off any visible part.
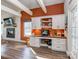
[32,14,65,29]
[32,17,41,29]
[52,14,65,29]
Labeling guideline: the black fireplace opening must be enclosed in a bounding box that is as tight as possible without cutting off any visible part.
[7,28,15,38]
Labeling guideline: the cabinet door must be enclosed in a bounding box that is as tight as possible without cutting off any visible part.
[30,37,40,47]
[32,17,41,29]
[52,38,66,51]
[52,14,65,29]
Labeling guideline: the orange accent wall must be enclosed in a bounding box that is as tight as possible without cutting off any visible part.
[32,29,41,36]
[32,3,64,17]
[21,3,64,41]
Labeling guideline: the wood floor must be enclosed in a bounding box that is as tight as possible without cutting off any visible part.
[1,40,69,59]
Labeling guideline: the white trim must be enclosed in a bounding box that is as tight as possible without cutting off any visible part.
[70,52,76,59]
[66,51,77,59]
[36,0,47,13]
[68,0,77,11]
[2,39,26,43]
[1,5,20,16]
[66,51,70,56]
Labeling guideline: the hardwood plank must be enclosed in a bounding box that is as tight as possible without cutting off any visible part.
[1,40,69,59]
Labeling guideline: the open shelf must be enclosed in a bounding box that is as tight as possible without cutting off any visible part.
[42,26,52,28]
[41,18,52,28]
[42,21,52,22]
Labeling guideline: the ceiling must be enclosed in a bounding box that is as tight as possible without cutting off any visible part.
[1,0,64,17]
[1,0,21,12]
[2,0,64,10]
[19,0,64,9]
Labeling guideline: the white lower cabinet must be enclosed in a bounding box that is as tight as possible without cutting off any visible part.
[30,37,40,47]
[52,38,66,52]
[30,37,66,52]
[32,17,41,29]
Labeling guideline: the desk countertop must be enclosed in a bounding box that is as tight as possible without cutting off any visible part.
[30,36,67,39]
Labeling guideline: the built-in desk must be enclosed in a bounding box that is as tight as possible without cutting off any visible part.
[30,36,67,52]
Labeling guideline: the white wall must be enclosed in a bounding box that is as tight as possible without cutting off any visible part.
[64,0,78,59]
[1,12,21,41]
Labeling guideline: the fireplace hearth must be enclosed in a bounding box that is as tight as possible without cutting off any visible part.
[7,28,15,38]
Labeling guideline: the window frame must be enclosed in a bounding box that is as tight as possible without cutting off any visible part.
[24,21,32,36]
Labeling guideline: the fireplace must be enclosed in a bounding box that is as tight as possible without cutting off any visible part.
[7,28,15,38]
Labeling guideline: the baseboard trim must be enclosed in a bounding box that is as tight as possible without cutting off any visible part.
[2,39,26,43]
[70,52,76,59]
[66,51,70,56]
[66,51,76,59]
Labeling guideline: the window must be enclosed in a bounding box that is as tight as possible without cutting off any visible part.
[24,22,32,36]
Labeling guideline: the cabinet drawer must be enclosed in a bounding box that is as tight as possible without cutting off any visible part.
[53,39,66,44]
[52,44,66,51]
